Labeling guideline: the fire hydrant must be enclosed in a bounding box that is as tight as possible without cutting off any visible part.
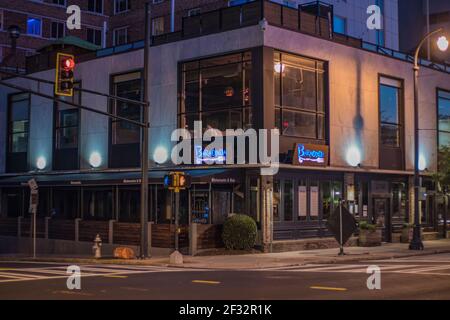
[92,234,102,259]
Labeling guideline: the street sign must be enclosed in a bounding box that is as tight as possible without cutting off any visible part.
[326,204,357,249]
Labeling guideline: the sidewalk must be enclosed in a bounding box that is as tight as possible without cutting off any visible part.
[2,239,450,270]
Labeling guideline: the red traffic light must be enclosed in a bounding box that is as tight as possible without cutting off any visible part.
[62,58,75,71]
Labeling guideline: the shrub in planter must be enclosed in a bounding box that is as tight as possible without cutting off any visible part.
[401,223,413,243]
[222,214,257,250]
[358,221,382,247]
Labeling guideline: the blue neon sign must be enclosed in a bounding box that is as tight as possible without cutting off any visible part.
[194,145,226,164]
[297,144,325,164]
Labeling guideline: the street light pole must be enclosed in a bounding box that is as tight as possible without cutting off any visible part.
[410,28,444,251]
[140,2,151,258]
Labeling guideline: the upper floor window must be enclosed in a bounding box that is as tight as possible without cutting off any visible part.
[180,51,252,132]
[274,51,326,139]
[333,16,347,35]
[111,71,142,145]
[88,0,103,14]
[152,17,165,36]
[8,93,30,153]
[113,27,128,46]
[52,0,66,6]
[27,17,42,36]
[87,28,102,46]
[379,76,403,148]
[438,89,450,148]
[114,0,130,14]
[51,21,65,39]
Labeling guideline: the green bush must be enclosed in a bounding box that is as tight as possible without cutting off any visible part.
[222,214,257,250]
[359,221,377,232]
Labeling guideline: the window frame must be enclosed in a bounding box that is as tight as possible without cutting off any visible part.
[53,82,81,151]
[7,92,30,155]
[88,0,104,14]
[26,16,42,37]
[114,0,130,15]
[378,74,405,149]
[178,50,253,133]
[50,20,65,39]
[113,26,128,46]
[437,88,450,149]
[274,50,328,140]
[87,27,102,46]
[109,69,144,147]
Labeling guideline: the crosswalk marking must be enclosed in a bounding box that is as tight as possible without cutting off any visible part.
[254,263,450,276]
[0,264,209,284]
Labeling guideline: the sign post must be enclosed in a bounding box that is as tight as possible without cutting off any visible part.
[164,172,191,260]
[27,179,38,259]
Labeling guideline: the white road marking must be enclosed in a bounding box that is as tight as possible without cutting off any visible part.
[0,263,210,284]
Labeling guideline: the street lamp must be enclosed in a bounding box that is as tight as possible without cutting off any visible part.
[410,28,448,251]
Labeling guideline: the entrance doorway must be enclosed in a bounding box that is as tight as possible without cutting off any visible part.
[373,198,392,242]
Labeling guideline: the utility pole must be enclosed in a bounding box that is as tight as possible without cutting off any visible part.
[140,1,151,258]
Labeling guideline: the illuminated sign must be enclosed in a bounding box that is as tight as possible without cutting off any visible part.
[293,143,329,167]
[194,145,226,165]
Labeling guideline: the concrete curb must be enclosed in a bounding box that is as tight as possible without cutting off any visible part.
[2,248,450,271]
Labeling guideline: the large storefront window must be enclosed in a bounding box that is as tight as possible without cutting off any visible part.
[274,51,326,139]
[83,188,113,221]
[180,51,252,131]
[438,89,450,148]
[52,188,79,220]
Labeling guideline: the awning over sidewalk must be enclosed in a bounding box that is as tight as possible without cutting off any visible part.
[0,168,243,187]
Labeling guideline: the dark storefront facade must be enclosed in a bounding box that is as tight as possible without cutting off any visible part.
[0,0,449,253]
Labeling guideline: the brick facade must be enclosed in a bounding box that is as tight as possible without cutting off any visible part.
[0,0,229,70]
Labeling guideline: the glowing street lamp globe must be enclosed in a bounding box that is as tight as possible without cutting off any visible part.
[437,36,449,52]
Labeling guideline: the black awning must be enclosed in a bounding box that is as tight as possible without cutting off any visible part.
[0,168,242,188]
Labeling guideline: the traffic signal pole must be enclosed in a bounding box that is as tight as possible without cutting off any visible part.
[139,1,151,258]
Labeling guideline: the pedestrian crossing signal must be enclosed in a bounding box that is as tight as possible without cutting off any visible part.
[55,52,75,97]
[164,172,191,192]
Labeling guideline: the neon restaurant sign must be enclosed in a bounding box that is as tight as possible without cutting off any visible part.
[194,145,227,165]
[293,143,329,167]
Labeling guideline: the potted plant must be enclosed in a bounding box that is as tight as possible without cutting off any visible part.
[358,221,382,247]
[401,223,414,243]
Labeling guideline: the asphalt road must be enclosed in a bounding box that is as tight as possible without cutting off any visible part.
[1,253,450,300]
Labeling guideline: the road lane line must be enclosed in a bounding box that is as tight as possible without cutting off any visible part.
[103,275,128,278]
[192,280,221,285]
[310,286,348,292]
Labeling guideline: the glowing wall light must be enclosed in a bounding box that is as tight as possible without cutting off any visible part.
[36,156,46,170]
[346,146,361,167]
[153,146,168,164]
[89,152,102,168]
[419,154,427,171]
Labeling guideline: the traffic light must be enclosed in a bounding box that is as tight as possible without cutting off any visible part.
[55,52,75,97]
